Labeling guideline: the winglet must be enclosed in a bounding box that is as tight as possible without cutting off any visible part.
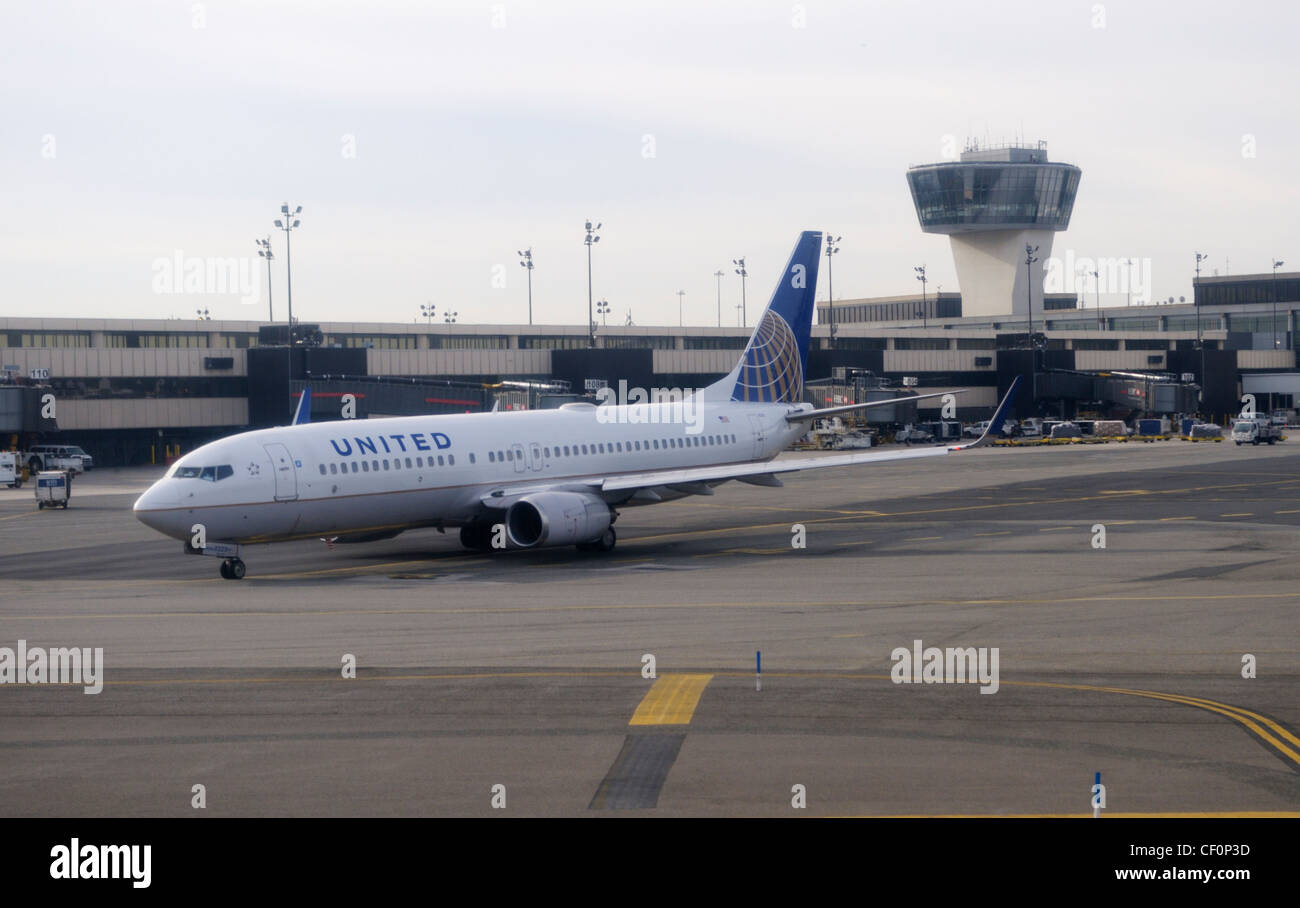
[292,386,312,425]
[949,377,1021,450]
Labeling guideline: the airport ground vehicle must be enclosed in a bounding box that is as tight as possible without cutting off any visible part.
[895,424,936,445]
[1013,418,1043,439]
[34,471,71,508]
[26,445,89,473]
[1231,417,1282,446]
[1,452,23,488]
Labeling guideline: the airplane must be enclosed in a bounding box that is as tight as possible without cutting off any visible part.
[134,230,1020,579]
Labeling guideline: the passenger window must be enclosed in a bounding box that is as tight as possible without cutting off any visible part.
[438,455,445,466]
[417,457,423,467]
[448,455,454,465]
[564,446,570,456]
[468,454,476,464]
[544,447,550,458]
[330,463,338,474]
[319,464,326,475]
[372,460,379,471]
[362,461,370,472]
[489,451,495,462]
[406,457,413,468]
[383,459,389,470]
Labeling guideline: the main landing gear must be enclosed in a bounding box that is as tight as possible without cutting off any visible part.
[219,558,246,580]
[576,526,616,553]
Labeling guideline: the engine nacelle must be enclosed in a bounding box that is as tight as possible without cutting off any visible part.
[505,491,612,548]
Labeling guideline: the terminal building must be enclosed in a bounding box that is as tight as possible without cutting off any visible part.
[2,142,1296,466]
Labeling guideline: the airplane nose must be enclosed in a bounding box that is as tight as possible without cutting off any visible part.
[133,481,182,537]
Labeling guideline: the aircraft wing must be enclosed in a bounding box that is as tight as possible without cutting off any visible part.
[477,377,1020,507]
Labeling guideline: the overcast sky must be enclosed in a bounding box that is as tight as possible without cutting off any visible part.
[3,0,1297,327]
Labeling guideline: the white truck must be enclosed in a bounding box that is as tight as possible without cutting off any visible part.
[1231,416,1283,446]
[1,452,23,488]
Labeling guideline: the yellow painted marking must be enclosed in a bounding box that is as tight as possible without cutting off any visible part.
[628,674,713,726]
[1276,508,1300,514]
[1037,526,1075,532]
[0,512,38,522]
[832,633,866,639]
[904,536,943,542]
[974,531,1011,537]
[1159,515,1196,521]
[1220,513,1253,517]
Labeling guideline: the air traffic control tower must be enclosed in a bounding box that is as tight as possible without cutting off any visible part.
[906,141,1080,319]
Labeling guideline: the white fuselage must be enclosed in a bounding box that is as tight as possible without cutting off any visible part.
[132,399,810,545]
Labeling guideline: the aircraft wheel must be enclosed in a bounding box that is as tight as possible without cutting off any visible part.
[219,560,232,579]
[595,527,616,552]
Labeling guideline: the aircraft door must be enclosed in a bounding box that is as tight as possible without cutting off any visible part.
[748,414,767,459]
[263,443,299,501]
[529,442,543,472]
[511,443,526,473]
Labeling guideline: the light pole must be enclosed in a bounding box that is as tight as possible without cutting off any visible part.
[914,264,927,329]
[195,308,211,322]
[517,248,534,325]
[1272,258,1285,349]
[825,234,841,347]
[1092,269,1101,329]
[443,310,458,325]
[713,270,724,328]
[273,203,302,339]
[255,237,274,322]
[420,303,436,325]
[596,298,610,326]
[677,290,686,327]
[1025,243,1039,411]
[584,220,601,347]
[733,258,748,327]
[1024,244,1039,340]
[1195,251,1209,403]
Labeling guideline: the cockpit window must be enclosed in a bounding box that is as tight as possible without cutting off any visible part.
[174,464,233,481]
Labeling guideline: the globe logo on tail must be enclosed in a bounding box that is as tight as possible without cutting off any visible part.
[732,309,804,403]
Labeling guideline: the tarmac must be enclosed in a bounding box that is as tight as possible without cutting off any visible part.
[1,441,1297,816]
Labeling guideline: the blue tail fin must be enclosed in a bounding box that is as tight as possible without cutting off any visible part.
[292,386,312,425]
[727,230,822,403]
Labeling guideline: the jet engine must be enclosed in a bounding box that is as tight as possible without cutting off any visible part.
[504,491,612,548]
